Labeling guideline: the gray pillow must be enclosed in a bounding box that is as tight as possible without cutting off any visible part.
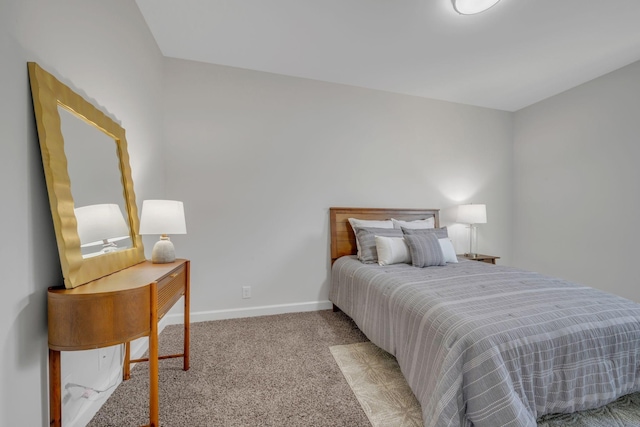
[355,227,403,263]
[404,233,446,267]
[401,226,448,239]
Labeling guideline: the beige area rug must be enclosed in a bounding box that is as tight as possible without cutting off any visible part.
[330,342,422,427]
[331,342,640,427]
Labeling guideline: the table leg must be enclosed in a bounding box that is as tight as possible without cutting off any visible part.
[149,282,159,427]
[49,349,61,427]
[184,260,190,371]
[123,341,131,380]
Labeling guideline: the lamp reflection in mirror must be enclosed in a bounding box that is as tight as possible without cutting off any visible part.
[452,0,500,15]
[139,200,187,264]
[457,204,487,258]
[75,204,130,258]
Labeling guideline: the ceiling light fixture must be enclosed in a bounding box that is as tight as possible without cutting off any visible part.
[452,0,501,15]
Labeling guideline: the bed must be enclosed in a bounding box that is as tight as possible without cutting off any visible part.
[329,207,640,427]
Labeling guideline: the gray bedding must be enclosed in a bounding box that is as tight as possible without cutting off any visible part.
[330,256,640,427]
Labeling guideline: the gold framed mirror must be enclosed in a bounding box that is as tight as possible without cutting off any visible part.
[28,62,145,288]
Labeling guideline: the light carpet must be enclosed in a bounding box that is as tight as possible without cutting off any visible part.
[88,311,372,427]
[331,341,640,427]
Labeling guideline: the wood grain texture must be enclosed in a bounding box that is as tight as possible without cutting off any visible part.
[183,260,191,370]
[49,349,62,427]
[48,259,190,427]
[157,264,186,319]
[149,281,159,427]
[329,207,440,263]
[47,259,188,351]
[48,286,151,351]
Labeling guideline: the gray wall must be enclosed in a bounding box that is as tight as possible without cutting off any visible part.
[0,1,164,425]
[163,58,514,320]
[4,2,639,424]
[513,60,640,302]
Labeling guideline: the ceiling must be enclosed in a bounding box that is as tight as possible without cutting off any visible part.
[135,0,640,112]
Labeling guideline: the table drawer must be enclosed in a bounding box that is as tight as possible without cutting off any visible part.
[157,264,186,319]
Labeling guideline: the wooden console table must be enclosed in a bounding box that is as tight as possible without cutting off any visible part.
[48,259,190,427]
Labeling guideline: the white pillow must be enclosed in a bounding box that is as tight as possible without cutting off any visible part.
[391,217,435,230]
[375,236,411,266]
[438,238,458,263]
[348,218,393,258]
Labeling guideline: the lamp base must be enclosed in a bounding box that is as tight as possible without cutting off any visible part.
[151,236,176,264]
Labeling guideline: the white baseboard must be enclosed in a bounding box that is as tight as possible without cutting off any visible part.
[163,299,334,324]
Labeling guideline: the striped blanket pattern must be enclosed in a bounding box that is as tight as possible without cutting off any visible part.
[330,257,640,427]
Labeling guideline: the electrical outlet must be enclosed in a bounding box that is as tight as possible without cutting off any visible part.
[242,286,251,299]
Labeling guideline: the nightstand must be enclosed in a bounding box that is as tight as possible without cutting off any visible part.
[458,254,500,265]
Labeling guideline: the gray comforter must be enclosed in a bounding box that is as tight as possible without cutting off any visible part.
[330,256,640,427]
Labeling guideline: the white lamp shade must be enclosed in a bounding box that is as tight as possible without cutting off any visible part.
[139,200,187,235]
[75,204,130,247]
[457,204,487,224]
[452,0,501,14]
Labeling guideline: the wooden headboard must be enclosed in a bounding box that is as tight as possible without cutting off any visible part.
[330,207,440,263]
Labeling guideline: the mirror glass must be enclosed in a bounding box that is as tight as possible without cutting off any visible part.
[58,106,133,257]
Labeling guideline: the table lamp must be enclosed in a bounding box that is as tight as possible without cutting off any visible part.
[74,204,130,255]
[139,200,187,263]
[457,204,487,257]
